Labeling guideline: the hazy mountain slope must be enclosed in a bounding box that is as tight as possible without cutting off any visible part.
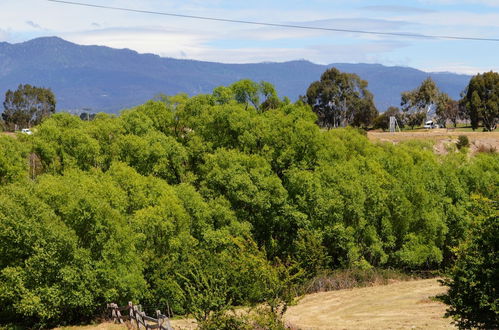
[0,37,471,113]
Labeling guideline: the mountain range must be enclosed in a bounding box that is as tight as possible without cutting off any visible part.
[0,37,472,113]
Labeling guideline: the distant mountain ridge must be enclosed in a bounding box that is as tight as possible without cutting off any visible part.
[0,37,472,113]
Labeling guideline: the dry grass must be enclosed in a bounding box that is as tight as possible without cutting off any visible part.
[51,318,198,330]
[0,131,17,138]
[53,322,126,330]
[285,278,454,330]
[368,129,499,155]
[169,318,198,330]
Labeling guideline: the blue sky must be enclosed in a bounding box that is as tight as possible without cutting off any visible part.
[1,0,498,74]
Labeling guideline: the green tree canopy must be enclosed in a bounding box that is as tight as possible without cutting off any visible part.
[462,71,499,131]
[440,200,498,329]
[305,68,378,129]
[436,97,461,128]
[0,79,498,327]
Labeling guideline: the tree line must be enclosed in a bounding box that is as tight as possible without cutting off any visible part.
[0,77,497,327]
[1,70,498,133]
[304,69,498,131]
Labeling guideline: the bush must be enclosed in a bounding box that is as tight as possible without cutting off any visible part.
[198,311,251,330]
[476,144,497,154]
[301,268,413,294]
[439,212,499,329]
[198,306,287,330]
[456,135,469,150]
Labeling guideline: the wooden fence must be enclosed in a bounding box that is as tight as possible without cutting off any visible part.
[107,302,173,330]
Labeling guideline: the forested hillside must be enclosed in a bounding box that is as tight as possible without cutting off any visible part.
[0,37,471,112]
[0,85,497,327]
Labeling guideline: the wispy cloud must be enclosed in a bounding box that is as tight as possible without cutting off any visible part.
[299,18,414,31]
[0,29,12,41]
[417,0,499,7]
[62,26,214,58]
[26,20,42,29]
[360,5,435,14]
[424,63,497,75]
[1,0,498,74]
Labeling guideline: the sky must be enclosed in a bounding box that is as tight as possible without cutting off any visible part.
[1,0,498,74]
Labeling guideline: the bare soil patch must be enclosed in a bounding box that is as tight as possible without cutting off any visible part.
[285,278,454,329]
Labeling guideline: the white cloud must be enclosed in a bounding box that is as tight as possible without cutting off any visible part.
[417,0,499,6]
[61,26,215,58]
[0,29,12,41]
[360,5,435,14]
[424,63,499,75]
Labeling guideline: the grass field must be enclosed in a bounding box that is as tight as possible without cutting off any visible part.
[368,129,498,155]
[285,278,454,329]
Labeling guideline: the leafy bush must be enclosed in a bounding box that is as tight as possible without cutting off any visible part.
[456,135,469,149]
[198,307,287,330]
[439,206,498,329]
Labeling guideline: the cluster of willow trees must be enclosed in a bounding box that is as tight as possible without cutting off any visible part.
[0,82,497,327]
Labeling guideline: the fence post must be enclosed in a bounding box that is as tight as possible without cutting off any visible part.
[129,302,139,329]
[156,310,162,329]
[116,303,124,324]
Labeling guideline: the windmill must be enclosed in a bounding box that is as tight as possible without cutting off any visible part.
[389,116,401,132]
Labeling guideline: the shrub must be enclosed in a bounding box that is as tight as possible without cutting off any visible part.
[476,144,497,153]
[197,306,287,330]
[198,311,251,330]
[301,268,413,294]
[456,135,469,150]
[439,213,499,329]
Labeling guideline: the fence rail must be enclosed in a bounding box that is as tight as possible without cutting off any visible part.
[107,302,173,330]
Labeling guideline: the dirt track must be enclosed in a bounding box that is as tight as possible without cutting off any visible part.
[285,278,454,330]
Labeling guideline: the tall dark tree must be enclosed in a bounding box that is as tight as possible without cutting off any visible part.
[305,68,377,129]
[2,84,56,129]
[462,71,499,131]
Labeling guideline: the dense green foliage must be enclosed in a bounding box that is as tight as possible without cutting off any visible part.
[439,198,498,329]
[0,81,498,327]
[2,84,56,130]
[463,71,499,131]
[456,135,469,150]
